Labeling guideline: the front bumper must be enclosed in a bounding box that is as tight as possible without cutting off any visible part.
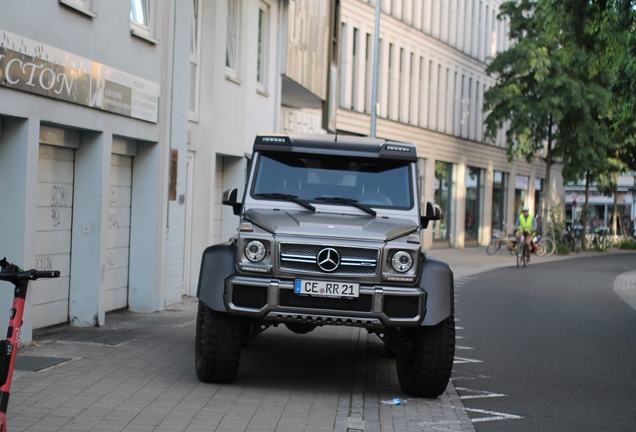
[225,275,427,329]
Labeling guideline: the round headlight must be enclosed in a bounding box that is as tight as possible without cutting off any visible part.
[391,251,413,273]
[245,240,266,262]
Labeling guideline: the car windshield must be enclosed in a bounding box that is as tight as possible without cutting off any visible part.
[252,152,413,209]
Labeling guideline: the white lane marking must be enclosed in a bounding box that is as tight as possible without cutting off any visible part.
[452,374,492,380]
[456,346,474,350]
[456,335,465,339]
[614,270,636,312]
[418,420,462,429]
[455,387,506,399]
[466,408,524,422]
[456,326,464,330]
[454,357,483,364]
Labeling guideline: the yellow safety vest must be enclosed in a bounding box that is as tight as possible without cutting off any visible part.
[519,213,533,232]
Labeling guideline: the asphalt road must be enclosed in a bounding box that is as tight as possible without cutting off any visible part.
[452,253,636,431]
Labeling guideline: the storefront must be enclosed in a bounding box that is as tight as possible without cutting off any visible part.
[433,161,453,246]
[464,166,482,245]
[492,171,508,234]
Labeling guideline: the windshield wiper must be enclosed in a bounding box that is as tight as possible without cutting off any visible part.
[314,197,377,217]
[254,193,316,212]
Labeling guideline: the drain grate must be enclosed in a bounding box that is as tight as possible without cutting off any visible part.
[15,356,72,372]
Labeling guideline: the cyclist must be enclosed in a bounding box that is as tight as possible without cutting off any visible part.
[515,205,537,261]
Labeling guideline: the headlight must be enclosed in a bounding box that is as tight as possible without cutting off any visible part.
[245,240,266,262]
[391,251,413,272]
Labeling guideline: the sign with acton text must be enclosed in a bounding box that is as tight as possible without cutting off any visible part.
[0,29,159,123]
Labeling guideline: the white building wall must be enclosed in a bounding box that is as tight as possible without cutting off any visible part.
[186,0,282,295]
[165,0,193,306]
[0,0,180,343]
[339,0,564,249]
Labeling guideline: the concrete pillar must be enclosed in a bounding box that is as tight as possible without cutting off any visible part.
[454,161,466,248]
[481,165,494,245]
[129,142,163,313]
[69,132,111,327]
[422,157,436,249]
[0,116,38,344]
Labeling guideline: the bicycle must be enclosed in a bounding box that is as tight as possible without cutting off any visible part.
[486,224,518,256]
[0,258,59,432]
[560,228,582,254]
[536,223,557,257]
[516,233,530,268]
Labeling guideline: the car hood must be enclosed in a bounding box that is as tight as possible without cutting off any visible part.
[243,209,418,241]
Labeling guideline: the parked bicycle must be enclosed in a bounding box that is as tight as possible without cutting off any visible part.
[0,258,59,431]
[535,223,557,257]
[487,224,517,256]
[560,227,582,254]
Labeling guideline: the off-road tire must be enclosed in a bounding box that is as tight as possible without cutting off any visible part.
[195,300,244,383]
[395,316,455,398]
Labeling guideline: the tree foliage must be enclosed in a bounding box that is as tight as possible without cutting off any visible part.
[483,0,636,229]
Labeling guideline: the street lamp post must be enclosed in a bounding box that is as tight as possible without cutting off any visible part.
[370,0,380,138]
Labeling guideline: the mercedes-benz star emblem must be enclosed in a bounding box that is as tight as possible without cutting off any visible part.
[317,248,340,272]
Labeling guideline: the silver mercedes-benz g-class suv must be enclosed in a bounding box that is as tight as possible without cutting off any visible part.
[196,133,455,397]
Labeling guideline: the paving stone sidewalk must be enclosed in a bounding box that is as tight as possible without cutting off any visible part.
[8,247,633,431]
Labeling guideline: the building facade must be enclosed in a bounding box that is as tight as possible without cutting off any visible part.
[0,0,191,343]
[335,0,564,248]
[1,0,567,341]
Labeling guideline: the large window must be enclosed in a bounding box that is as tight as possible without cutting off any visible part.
[189,0,202,119]
[465,166,482,242]
[252,152,413,210]
[433,161,453,243]
[256,2,269,91]
[492,171,508,233]
[226,0,241,78]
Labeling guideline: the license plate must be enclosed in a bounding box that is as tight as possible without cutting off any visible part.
[294,279,359,298]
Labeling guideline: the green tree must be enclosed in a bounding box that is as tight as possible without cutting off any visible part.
[483,0,614,235]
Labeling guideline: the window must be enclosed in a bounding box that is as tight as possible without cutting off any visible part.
[130,0,156,43]
[256,2,269,92]
[351,28,359,110]
[465,167,482,242]
[189,0,202,119]
[226,0,241,79]
[434,161,453,243]
[252,152,413,210]
[59,0,96,18]
[492,171,508,233]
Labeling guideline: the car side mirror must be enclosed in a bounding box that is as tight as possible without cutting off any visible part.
[420,201,442,229]
[222,188,242,216]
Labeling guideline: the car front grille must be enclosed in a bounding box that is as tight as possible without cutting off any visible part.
[279,243,379,275]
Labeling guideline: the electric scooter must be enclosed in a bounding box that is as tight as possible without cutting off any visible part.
[0,258,59,432]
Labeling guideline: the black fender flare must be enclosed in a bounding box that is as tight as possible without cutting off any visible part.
[418,257,454,326]
[196,242,235,311]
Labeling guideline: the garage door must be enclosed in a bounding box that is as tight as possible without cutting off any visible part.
[34,143,75,328]
[105,153,133,311]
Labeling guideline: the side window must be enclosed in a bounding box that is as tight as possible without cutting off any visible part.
[130,0,157,43]
[226,0,241,80]
[59,0,96,18]
[189,0,202,120]
[256,1,270,93]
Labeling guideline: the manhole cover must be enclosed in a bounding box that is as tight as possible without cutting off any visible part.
[15,356,72,372]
